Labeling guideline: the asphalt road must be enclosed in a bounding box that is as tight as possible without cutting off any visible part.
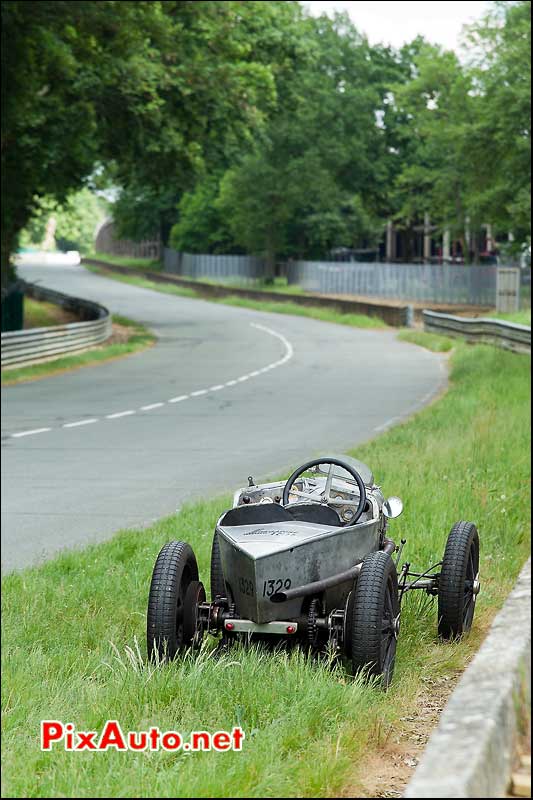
[1,261,446,572]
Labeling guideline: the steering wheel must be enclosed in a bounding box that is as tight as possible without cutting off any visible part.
[282,457,367,527]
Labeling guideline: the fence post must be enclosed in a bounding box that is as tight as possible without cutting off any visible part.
[496,267,520,313]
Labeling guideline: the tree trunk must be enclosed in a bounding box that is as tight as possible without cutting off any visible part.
[1,231,18,294]
[264,227,276,283]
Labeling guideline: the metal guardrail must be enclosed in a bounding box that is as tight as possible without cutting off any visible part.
[423,310,531,353]
[1,283,112,368]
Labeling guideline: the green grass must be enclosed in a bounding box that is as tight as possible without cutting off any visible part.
[1,315,155,386]
[85,251,163,271]
[192,275,304,295]
[2,342,530,797]
[490,309,531,326]
[85,265,387,329]
[397,330,455,352]
[23,298,73,329]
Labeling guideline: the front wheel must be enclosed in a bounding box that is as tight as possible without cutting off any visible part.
[348,551,400,689]
[147,541,199,661]
[438,521,480,639]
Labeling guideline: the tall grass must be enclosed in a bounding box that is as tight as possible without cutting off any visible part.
[2,340,530,797]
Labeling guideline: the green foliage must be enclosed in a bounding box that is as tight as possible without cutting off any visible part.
[466,1,531,244]
[169,179,237,254]
[1,0,292,284]
[216,13,396,264]
[390,2,531,257]
[20,189,105,253]
[2,0,530,285]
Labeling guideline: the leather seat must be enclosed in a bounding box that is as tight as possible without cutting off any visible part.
[286,503,340,526]
[219,502,340,527]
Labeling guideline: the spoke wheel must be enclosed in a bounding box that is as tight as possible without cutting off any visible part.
[147,541,199,660]
[438,521,480,639]
[348,551,399,689]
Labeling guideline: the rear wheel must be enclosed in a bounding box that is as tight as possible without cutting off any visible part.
[348,551,399,688]
[438,521,480,639]
[147,541,199,660]
[210,532,225,600]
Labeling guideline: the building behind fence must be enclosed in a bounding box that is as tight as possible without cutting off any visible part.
[92,224,526,308]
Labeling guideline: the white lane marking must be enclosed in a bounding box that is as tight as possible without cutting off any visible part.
[373,416,401,433]
[9,321,294,438]
[140,402,164,411]
[11,427,52,438]
[63,418,98,428]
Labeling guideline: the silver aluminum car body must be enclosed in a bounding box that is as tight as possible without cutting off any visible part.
[216,456,387,623]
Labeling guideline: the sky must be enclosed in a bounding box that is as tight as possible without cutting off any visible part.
[304,1,492,51]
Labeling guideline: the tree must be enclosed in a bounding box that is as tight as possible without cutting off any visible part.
[169,179,237,254]
[215,13,400,267]
[1,0,285,288]
[109,0,305,246]
[20,189,105,253]
[390,3,531,261]
[465,0,531,249]
[389,43,476,258]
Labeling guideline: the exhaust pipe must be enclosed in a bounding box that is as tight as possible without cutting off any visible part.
[270,538,397,603]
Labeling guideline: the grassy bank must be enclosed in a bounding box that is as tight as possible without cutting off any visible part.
[23,298,77,329]
[492,309,531,326]
[85,252,163,271]
[1,315,155,386]
[397,330,455,352]
[85,264,387,329]
[2,338,530,797]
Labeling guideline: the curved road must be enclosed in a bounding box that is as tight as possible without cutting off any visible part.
[1,262,446,571]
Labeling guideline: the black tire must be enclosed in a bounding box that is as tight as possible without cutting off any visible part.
[438,521,479,639]
[147,541,199,661]
[210,532,225,601]
[349,551,399,688]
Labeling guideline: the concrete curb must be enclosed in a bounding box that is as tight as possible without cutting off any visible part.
[404,558,531,798]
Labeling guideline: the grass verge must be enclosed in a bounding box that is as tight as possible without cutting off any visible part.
[84,252,163,271]
[397,330,455,352]
[23,298,77,329]
[491,309,531,326]
[2,339,530,797]
[1,315,155,386]
[85,264,387,329]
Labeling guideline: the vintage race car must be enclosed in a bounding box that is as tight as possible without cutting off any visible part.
[147,456,480,686]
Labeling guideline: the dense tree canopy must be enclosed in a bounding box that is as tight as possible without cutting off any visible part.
[1,0,530,286]
[1,0,294,286]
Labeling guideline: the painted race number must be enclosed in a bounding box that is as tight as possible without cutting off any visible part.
[262,578,292,597]
[238,577,254,597]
